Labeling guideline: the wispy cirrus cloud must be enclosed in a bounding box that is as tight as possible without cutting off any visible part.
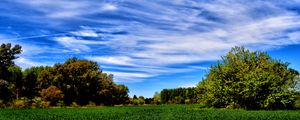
[1,0,300,84]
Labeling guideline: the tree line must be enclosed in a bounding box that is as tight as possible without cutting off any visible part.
[0,43,129,108]
[160,87,197,104]
[1,43,300,110]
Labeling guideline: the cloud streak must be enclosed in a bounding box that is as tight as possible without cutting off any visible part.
[1,0,300,83]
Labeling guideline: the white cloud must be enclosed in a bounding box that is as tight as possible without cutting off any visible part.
[87,56,135,66]
[14,0,118,19]
[54,36,107,52]
[101,3,118,11]
[15,58,48,69]
[71,29,98,37]
[180,83,196,88]
[105,71,153,82]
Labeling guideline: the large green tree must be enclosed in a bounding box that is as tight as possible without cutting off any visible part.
[0,43,22,102]
[197,47,299,109]
[38,57,129,105]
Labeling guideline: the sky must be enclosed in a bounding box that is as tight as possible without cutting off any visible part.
[1,0,300,97]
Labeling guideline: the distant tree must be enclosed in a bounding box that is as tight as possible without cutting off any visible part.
[22,66,50,99]
[0,43,22,80]
[160,87,197,104]
[133,95,137,99]
[197,46,299,109]
[112,84,129,105]
[145,98,153,104]
[138,96,145,105]
[153,92,161,104]
[38,58,99,105]
[7,66,22,99]
[38,57,129,106]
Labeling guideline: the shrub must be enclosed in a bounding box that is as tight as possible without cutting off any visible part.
[70,102,79,107]
[226,102,241,109]
[56,100,65,107]
[185,99,191,104]
[0,100,6,108]
[85,101,96,107]
[12,97,30,108]
[31,97,50,108]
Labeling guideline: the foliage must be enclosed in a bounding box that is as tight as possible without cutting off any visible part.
[130,95,146,105]
[160,87,197,104]
[153,92,161,104]
[40,86,64,106]
[12,97,30,108]
[31,97,50,108]
[145,98,154,104]
[0,79,11,102]
[7,66,22,99]
[197,46,299,109]
[0,100,6,108]
[85,101,96,107]
[70,102,79,108]
[22,66,49,99]
[0,43,22,80]
[0,43,130,107]
[37,57,129,106]
[56,100,65,107]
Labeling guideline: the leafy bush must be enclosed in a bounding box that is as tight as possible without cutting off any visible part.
[56,100,65,107]
[12,97,30,108]
[85,101,96,107]
[70,102,79,108]
[226,102,241,109]
[31,97,50,108]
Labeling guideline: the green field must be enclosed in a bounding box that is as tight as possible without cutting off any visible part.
[0,105,300,120]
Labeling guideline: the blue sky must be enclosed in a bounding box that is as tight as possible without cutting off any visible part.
[1,0,300,97]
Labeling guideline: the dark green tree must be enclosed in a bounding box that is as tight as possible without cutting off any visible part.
[7,66,22,99]
[0,79,11,102]
[197,46,299,109]
[0,43,22,80]
[160,87,197,104]
[22,66,49,99]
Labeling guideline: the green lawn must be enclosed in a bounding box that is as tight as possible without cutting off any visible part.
[0,105,300,120]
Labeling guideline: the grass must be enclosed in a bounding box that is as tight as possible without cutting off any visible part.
[0,105,300,120]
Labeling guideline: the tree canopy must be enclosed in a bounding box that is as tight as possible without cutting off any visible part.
[37,57,129,105]
[197,46,299,109]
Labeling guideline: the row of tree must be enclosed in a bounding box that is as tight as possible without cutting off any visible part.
[0,43,130,107]
[160,87,197,104]
[1,43,300,110]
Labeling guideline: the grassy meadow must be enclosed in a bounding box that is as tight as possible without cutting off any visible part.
[1,105,300,120]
